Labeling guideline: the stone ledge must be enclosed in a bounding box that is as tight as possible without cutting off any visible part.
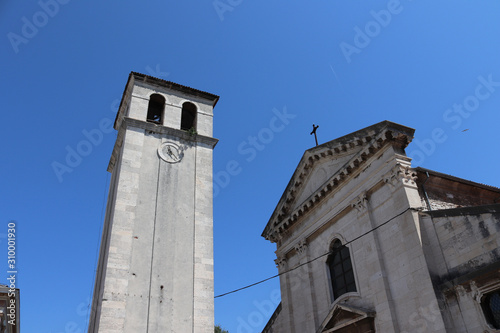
[108,117,218,172]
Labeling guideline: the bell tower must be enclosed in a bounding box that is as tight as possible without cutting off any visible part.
[89,72,219,332]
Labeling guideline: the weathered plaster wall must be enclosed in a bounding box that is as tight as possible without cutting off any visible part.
[416,169,500,211]
[419,205,500,332]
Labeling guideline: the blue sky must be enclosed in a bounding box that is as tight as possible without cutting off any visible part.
[1,1,500,332]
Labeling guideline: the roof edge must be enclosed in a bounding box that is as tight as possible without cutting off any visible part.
[415,167,500,192]
[113,72,220,130]
[131,72,219,106]
[262,120,415,241]
[306,120,414,154]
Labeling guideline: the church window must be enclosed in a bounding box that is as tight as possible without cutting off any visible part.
[181,102,197,131]
[481,290,500,329]
[146,94,165,124]
[327,239,356,301]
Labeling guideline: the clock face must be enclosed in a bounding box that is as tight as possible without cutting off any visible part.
[158,142,183,163]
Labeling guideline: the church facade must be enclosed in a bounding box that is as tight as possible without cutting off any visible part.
[261,121,500,332]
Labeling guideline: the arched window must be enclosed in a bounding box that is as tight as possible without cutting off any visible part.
[481,290,500,329]
[181,102,197,131]
[147,94,165,124]
[327,239,356,301]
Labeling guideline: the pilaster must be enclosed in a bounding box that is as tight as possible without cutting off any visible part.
[294,239,319,331]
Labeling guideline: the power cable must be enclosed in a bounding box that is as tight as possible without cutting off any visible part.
[214,207,413,299]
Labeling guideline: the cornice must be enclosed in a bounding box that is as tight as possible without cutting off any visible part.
[130,72,219,106]
[262,122,414,243]
[383,162,418,190]
[107,117,218,172]
[272,156,416,258]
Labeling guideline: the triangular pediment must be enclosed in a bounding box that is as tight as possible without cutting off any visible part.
[319,304,375,333]
[291,148,362,212]
[262,121,415,243]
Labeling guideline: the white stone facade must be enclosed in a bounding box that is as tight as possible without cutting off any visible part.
[88,73,218,333]
[262,121,500,333]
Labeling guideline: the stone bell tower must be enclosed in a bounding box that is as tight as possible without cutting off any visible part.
[88,72,218,332]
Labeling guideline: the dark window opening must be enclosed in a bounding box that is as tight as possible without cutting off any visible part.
[181,102,197,131]
[147,94,165,124]
[482,290,500,329]
[327,240,356,301]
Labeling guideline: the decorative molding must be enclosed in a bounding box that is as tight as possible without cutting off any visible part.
[275,256,287,269]
[350,192,368,214]
[276,229,290,247]
[262,122,415,243]
[469,279,500,303]
[108,117,218,172]
[456,285,467,298]
[295,239,308,256]
[383,165,400,189]
[269,231,278,244]
[318,303,375,333]
[470,281,481,302]
[384,162,417,189]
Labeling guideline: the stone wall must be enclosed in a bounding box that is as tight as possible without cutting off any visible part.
[89,73,216,333]
[419,205,500,332]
